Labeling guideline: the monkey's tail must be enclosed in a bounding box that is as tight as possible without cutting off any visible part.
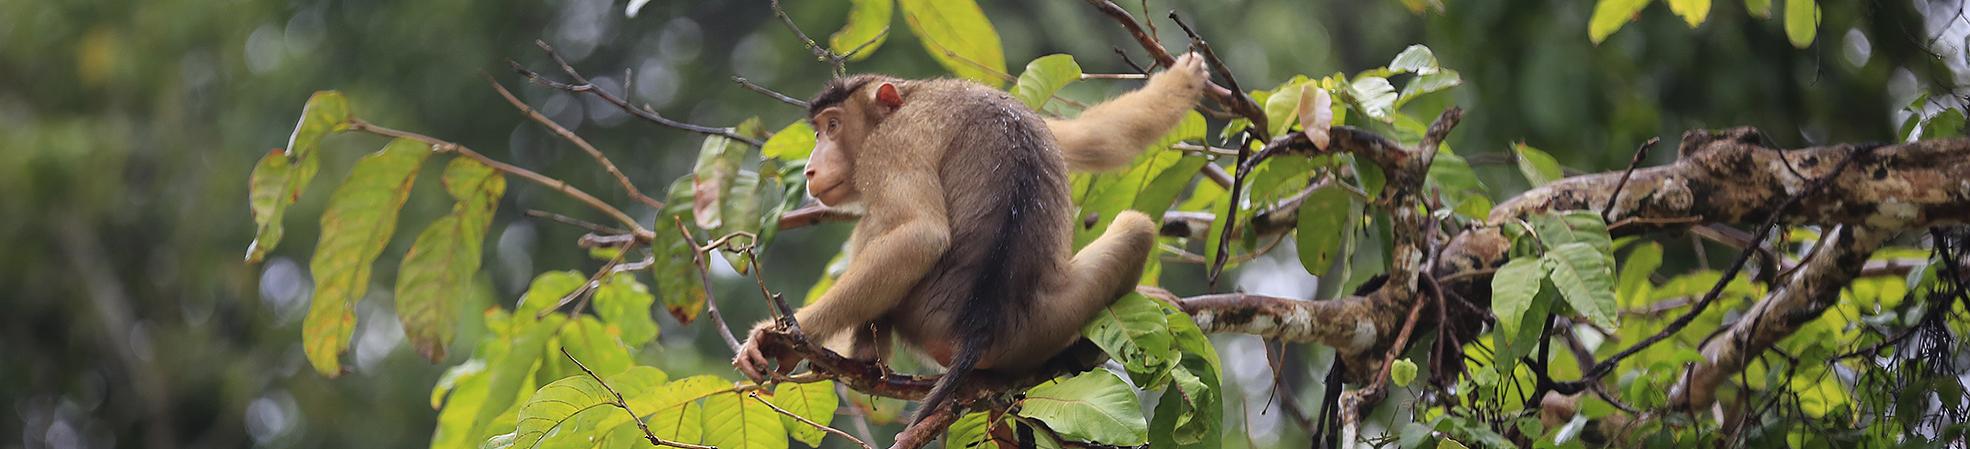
[911,336,987,425]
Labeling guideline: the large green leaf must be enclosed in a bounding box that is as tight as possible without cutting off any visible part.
[431,351,497,449]
[703,392,788,449]
[1489,256,1545,340]
[829,0,893,60]
[1075,150,1186,247]
[395,157,504,362]
[594,273,659,348]
[471,314,568,445]
[1668,0,1711,27]
[1082,293,1176,382]
[1530,210,1612,255]
[898,0,1005,87]
[636,376,728,445]
[515,271,586,319]
[1512,143,1562,187]
[1296,182,1356,275]
[947,411,1001,449]
[1012,54,1082,110]
[1616,242,1663,309]
[247,149,296,262]
[762,122,816,161]
[303,138,429,376]
[560,317,634,377]
[1262,78,1310,137]
[769,381,839,446]
[655,177,708,323]
[1348,76,1398,122]
[1588,0,1650,44]
[1784,0,1819,48]
[1544,242,1620,329]
[1021,371,1148,445]
[1394,70,1462,111]
[509,366,669,449]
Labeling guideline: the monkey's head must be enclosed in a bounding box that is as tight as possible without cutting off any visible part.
[803,74,905,207]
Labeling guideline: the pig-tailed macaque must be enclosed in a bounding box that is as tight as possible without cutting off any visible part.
[735,53,1210,424]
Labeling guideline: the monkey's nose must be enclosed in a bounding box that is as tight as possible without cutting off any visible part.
[803,168,816,178]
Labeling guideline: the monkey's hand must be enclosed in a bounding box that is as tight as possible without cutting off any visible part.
[1152,52,1211,99]
[733,321,800,383]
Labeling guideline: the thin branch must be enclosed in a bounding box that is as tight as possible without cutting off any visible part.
[733,76,810,108]
[769,0,847,76]
[513,41,763,146]
[488,75,664,209]
[747,392,876,449]
[678,218,744,354]
[1167,11,1267,139]
[562,348,717,449]
[1601,137,1659,220]
[346,119,654,241]
[527,209,627,235]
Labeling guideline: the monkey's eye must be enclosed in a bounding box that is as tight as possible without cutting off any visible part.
[827,117,839,132]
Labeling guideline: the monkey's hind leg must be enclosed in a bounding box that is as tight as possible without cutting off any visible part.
[1048,210,1157,341]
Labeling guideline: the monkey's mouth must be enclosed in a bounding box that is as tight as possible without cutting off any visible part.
[808,181,847,205]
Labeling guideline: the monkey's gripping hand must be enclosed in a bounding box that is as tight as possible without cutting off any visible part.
[734,321,802,383]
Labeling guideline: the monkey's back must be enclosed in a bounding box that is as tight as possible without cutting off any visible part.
[885,80,1073,370]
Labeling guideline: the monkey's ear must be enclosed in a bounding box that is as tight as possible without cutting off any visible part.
[873,82,903,110]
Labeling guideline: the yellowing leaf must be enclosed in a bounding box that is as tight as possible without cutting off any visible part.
[594,273,660,348]
[638,376,729,444]
[830,0,893,60]
[395,157,504,362]
[703,392,787,449]
[654,178,707,323]
[768,381,838,446]
[1668,0,1711,27]
[1011,54,1082,109]
[898,0,1006,87]
[246,149,295,262]
[762,121,816,161]
[303,138,429,376]
[1784,0,1819,48]
[1588,0,1650,44]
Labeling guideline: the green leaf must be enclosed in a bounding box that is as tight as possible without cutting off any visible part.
[515,271,586,319]
[829,0,893,60]
[1296,182,1356,275]
[1530,210,1612,255]
[1158,305,1222,447]
[1784,0,1819,48]
[510,366,669,449]
[561,317,634,377]
[433,357,495,449]
[1388,45,1439,74]
[1132,152,1209,220]
[720,171,767,272]
[1425,148,1490,219]
[303,138,430,377]
[1348,76,1398,122]
[247,149,296,262]
[1395,70,1461,111]
[898,0,1006,87]
[1588,0,1650,44]
[1012,54,1082,110]
[703,392,788,449]
[1668,0,1710,27]
[1494,284,1553,376]
[1512,143,1563,187]
[1391,359,1418,386]
[287,91,351,163]
[623,375,727,444]
[1745,0,1772,17]
[1616,242,1662,309]
[1082,293,1176,382]
[948,412,1001,449]
[396,157,505,362]
[655,178,708,323]
[1021,371,1148,446]
[769,381,839,446]
[1263,77,1310,137]
[691,133,750,231]
[1074,150,1187,247]
[1544,242,1620,329]
[1490,256,1546,340]
[762,122,817,161]
[471,314,567,445]
[595,273,660,348]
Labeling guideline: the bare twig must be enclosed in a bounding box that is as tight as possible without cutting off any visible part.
[513,41,763,146]
[527,209,627,235]
[769,0,847,76]
[1601,137,1659,220]
[488,75,664,209]
[562,348,717,449]
[733,76,810,108]
[747,392,876,449]
[346,119,654,241]
[678,218,745,354]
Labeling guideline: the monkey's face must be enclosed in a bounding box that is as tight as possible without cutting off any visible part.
[804,106,865,207]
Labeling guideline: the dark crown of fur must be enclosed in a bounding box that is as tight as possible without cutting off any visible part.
[807,74,889,116]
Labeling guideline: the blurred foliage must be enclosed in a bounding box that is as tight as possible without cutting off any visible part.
[3,0,1967,448]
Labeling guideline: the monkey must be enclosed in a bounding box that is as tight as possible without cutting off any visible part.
[734,53,1210,425]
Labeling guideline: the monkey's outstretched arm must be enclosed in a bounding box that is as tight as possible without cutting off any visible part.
[1046,53,1209,172]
